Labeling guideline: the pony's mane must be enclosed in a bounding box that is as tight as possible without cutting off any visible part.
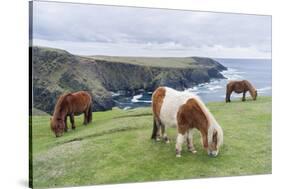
[244,80,256,97]
[53,93,72,116]
[189,95,223,147]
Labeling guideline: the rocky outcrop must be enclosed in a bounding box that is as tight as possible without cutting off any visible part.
[31,46,226,114]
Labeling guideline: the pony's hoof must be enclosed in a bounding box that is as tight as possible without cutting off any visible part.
[156,138,161,142]
[191,150,197,154]
[176,154,181,158]
[165,140,170,144]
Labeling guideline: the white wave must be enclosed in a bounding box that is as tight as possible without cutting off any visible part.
[257,86,272,93]
[221,68,244,80]
[138,100,152,103]
[185,80,223,95]
[123,106,131,110]
[131,94,143,103]
[111,92,121,97]
[220,93,242,98]
[207,85,223,91]
[185,87,200,94]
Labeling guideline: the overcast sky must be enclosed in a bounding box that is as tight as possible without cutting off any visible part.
[32,1,271,58]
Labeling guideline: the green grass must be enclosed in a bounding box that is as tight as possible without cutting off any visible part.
[89,56,200,68]
[31,96,272,188]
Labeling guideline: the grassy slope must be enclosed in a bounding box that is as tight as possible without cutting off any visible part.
[31,97,272,188]
[89,56,199,68]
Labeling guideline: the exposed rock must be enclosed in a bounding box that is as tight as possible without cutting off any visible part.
[31,46,227,113]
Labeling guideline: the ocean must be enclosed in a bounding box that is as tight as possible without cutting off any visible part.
[112,58,272,110]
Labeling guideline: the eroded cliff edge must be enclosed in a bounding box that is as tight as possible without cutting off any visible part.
[32,46,226,113]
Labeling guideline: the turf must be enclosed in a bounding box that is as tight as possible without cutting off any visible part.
[30,96,272,188]
[89,56,199,68]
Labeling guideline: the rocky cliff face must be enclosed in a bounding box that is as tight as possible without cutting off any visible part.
[31,46,226,114]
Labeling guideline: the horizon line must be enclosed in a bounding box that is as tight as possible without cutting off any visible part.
[32,45,272,60]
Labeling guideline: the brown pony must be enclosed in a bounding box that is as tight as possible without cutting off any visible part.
[50,91,92,137]
[225,80,257,102]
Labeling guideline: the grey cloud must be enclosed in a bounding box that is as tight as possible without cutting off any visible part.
[32,1,271,58]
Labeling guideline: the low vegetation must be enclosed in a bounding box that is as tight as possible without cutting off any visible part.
[30,97,271,188]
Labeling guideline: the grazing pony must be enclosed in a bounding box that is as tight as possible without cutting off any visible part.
[50,91,92,137]
[226,80,257,102]
[151,87,223,157]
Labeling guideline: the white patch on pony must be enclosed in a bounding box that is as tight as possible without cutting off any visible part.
[160,87,195,128]
[191,150,197,154]
[175,133,187,157]
[187,129,193,141]
[176,133,185,149]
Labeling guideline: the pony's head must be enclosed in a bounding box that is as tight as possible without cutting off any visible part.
[50,116,65,137]
[253,90,258,100]
[247,82,257,100]
[207,124,223,157]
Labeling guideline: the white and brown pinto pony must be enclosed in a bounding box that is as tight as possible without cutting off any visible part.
[151,87,223,157]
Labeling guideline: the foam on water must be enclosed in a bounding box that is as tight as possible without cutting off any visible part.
[131,94,143,103]
[112,59,271,109]
[257,86,272,94]
[131,94,151,103]
[123,106,131,110]
[221,68,245,80]
[111,92,121,97]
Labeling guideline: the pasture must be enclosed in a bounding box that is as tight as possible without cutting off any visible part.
[30,97,272,188]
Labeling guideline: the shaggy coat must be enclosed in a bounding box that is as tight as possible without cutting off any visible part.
[50,91,92,137]
[226,80,257,102]
[151,87,223,157]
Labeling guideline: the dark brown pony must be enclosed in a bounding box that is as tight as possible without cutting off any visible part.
[226,80,257,102]
[50,91,92,137]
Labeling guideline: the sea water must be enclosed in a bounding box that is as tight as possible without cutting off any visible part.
[113,58,272,109]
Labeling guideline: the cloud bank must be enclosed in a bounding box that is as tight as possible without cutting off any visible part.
[32,1,271,58]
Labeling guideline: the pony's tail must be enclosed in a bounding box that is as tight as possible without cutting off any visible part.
[151,116,158,139]
[87,103,92,123]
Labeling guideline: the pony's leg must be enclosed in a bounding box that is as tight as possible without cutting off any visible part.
[160,123,170,143]
[242,91,246,101]
[64,116,68,132]
[87,105,92,123]
[187,130,196,154]
[83,111,88,125]
[70,114,76,130]
[155,119,162,141]
[151,116,158,140]
[175,132,186,157]
[226,91,231,102]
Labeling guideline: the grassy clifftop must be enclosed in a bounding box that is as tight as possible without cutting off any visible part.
[90,55,225,69]
[32,46,226,114]
[31,97,271,187]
